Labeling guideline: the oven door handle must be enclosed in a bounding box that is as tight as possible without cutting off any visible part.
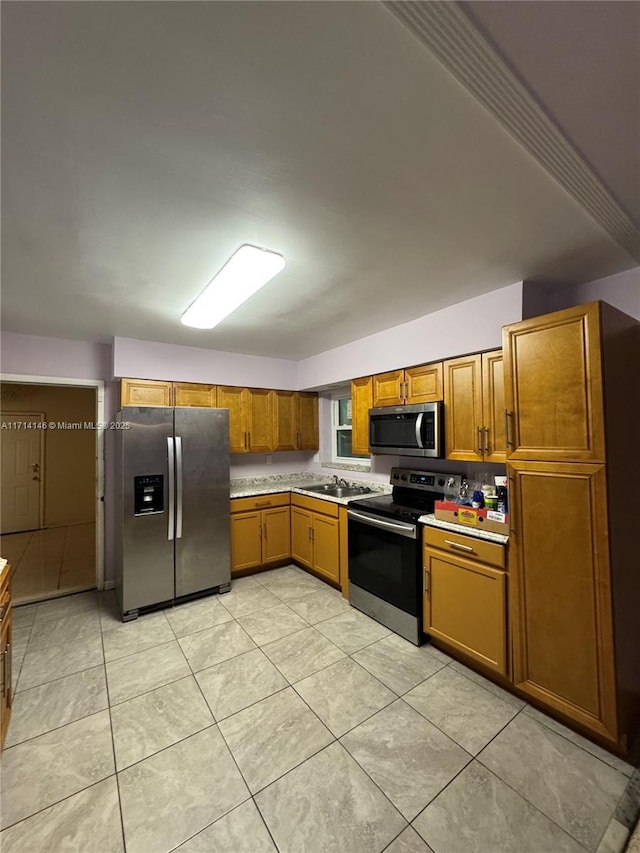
[415,412,424,449]
[348,509,417,540]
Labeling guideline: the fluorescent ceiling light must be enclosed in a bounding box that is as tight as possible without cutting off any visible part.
[181,244,286,329]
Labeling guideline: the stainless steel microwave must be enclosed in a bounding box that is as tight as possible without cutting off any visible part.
[369,402,443,458]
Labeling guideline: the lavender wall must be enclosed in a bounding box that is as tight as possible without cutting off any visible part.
[296,283,524,389]
[1,332,112,381]
[113,337,298,390]
[549,267,640,319]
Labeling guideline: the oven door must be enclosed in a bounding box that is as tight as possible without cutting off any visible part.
[347,509,421,615]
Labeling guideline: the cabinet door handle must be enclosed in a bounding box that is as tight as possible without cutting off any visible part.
[424,571,430,593]
[504,410,513,448]
[477,427,484,456]
[1,648,5,699]
[263,523,267,539]
[444,539,474,553]
[259,522,262,539]
[255,501,272,507]
[308,526,312,541]
[6,644,10,702]
[483,426,490,455]
[247,431,251,450]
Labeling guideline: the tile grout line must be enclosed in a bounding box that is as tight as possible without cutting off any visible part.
[175,609,284,852]
[98,593,128,853]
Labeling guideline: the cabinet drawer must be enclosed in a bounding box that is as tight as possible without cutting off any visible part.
[423,526,505,568]
[231,493,290,513]
[291,494,339,518]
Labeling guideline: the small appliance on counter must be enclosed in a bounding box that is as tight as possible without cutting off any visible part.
[347,466,461,645]
[115,406,231,621]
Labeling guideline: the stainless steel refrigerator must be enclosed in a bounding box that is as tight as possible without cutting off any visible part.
[114,406,230,621]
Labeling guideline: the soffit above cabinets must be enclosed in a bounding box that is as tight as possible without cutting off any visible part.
[1,2,637,359]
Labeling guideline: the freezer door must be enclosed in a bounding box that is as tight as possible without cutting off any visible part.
[119,407,175,613]
[174,408,231,596]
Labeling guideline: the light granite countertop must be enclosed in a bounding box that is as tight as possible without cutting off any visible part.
[230,474,391,507]
[420,513,510,544]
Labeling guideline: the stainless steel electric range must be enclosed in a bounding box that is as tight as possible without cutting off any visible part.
[347,467,461,645]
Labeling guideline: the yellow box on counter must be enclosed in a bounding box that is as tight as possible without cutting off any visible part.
[434,501,510,535]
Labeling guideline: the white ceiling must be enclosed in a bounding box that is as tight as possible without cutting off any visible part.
[2,1,638,359]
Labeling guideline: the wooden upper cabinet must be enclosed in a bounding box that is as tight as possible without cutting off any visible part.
[372,363,443,408]
[443,351,505,462]
[272,390,298,452]
[405,362,443,404]
[372,370,405,407]
[173,383,217,408]
[121,379,173,408]
[246,389,273,453]
[121,379,218,408]
[502,302,605,463]
[217,386,247,453]
[444,355,484,462]
[481,351,506,463]
[297,392,319,451]
[351,376,373,456]
[508,460,617,742]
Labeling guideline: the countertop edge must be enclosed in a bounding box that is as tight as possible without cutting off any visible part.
[420,513,510,544]
[230,482,392,506]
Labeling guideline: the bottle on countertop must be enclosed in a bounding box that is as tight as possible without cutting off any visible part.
[471,490,485,509]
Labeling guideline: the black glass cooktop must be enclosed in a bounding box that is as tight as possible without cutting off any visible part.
[348,488,442,523]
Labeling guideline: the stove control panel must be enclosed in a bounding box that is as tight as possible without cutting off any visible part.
[390,467,461,500]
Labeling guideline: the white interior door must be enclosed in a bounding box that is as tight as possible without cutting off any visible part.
[1,413,43,534]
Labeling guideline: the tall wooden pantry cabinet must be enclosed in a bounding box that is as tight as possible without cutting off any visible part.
[503,301,639,753]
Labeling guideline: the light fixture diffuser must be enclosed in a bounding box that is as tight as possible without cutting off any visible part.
[181,244,286,329]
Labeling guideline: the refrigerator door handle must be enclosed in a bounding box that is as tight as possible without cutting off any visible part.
[167,437,175,541]
[175,436,184,539]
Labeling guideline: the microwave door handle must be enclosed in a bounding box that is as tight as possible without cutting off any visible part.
[415,412,425,449]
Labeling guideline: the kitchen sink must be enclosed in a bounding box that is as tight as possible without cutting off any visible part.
[302,484,373,498]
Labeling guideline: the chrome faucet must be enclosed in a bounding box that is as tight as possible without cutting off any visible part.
[338,477,349,488]
[332,474,340,486]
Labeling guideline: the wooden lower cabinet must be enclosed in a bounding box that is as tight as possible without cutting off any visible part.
[310,514,340,585]
[291,499,340,585]
[291,507,313,568]
[230,495,290,572]
[1,567,12,749]
[508,461,618,743]
[423,530,507,675]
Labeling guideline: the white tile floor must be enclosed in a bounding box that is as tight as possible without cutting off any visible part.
[1,523,96,604]
[3,564,638,853]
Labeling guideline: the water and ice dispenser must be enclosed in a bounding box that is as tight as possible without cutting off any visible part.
[134,474,164,515]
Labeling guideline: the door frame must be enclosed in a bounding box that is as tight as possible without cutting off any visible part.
[1,410,46,532]
[0,374,106,590]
